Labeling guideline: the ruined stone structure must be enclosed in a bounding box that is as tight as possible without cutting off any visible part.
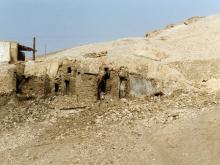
[0,64,16,105]
[0,41,33,64]
[0,42,161,103]
[12,59,160,102]
[0,60,160,104]
[0,41,34,105]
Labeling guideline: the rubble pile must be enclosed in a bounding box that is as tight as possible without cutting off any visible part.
[0,14,220,164]
[0,90,218,138]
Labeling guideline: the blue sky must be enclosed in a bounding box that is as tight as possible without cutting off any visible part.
[0,0,220,54]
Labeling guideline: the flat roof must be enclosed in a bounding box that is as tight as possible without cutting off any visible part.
[18,44,34,51]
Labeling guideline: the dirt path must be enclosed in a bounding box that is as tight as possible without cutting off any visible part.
[0,103,219,165]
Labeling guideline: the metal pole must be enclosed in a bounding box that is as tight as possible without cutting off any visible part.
[33,37,36,60]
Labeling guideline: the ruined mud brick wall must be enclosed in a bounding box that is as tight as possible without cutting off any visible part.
[49,61,98,101]
[10,42,19,64]
[59,75,77,95]
[107,71,120,98]
[0,64,16,94]
[118,67,130,98]
[13,58,162,101]
[129,74,159,97]
[75,73,98,101]
[19,75,51,97]
[0,64,16,105]
[51,61,77,95]
[0,41,18,64]
[0,42,11,63]
[15,62,25,76]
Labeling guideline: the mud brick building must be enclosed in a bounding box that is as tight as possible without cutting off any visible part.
[0,41,33,64]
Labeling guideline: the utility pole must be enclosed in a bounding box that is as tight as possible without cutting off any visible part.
[33,37,36,61]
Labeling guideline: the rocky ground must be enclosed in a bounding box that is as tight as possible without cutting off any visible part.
[1,14,220,165]
[0,90,219,165]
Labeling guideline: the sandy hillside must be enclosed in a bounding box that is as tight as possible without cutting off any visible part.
[0,14,220,165]
[28,14,220,93]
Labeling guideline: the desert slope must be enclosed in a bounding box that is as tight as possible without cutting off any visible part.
[30,14,220,94]
[38,14,220,63]
[0,14,220,165]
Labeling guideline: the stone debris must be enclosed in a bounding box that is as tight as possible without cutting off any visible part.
[84,51,108,58]
[0,14,220,164]
[184,16,204,25]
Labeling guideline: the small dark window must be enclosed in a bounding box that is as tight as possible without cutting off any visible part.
[67,67,72,73]
[55,83,59,92]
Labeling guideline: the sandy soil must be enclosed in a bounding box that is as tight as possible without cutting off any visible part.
[0,91,219,165]
[1,14,220,165]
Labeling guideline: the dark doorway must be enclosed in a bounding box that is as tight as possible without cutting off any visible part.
[16,76,26,94]
[16,78,22,93]
[55,83,59,93]
[97,68,110,100]
[64,80,70,95]
[67,67,72,73]
[17,51,25,61]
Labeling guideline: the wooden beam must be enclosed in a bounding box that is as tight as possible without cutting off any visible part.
[33,37,36,61]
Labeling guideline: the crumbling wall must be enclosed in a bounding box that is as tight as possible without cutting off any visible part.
[118,67,130,98]
[10,42,18,64]
[107,71,120,99]
[18,75,51,98]
[76,73,98,101]
[0,41,19,64]
[14,58,163,101]
[129,74,159,97]
[51,60,78,95]
[0,64,16,105]
[0,93,12,106]
[0,42,11,63]
[0,64,16,94]
[50,60,98,101]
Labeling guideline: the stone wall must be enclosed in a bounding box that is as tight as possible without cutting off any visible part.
[0,64,16,94]
[0,41,18,64]
[107,71,120,99]
[10,42,18,64]
[0,64,16,106]
[2,59,162,101]
[18,75,51,98]
[76,73,98,101]
[129,74,159,97]
[0,42,11,63]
